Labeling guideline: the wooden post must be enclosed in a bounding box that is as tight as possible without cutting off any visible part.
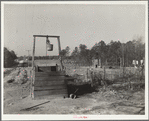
[116,56,117,66]
[46,36,48,57]
[32,68,35,99]
[93,66,95,82]
[123,52,124,81]
[123,66,125,82]
[103,67,105,81]
[21,88,23,98]
[58,36,63,70]
[111,71,112,81]
[121,44,125,80]
[57,36,61,56]
[128,78,131,89]
[87,68,89,81]
[32,37,35,72]
[31,36,36,98]
[46,36,48,66]
[130,66,131,74]
[141,65,143,80]
[139,68,141,81]
[136,69,138,82]
[103,67,107,89]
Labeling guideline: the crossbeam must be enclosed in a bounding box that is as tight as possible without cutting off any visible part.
[31,35,64,98]
[33,35,60,38]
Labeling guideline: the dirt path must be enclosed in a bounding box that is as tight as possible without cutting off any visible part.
[4,83,145,114]
[3,68,145,115]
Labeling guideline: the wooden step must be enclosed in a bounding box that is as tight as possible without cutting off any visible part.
[35,76,74,82]
[35,77,65,82]
[34,94,68,100]
[34,80,65,86]
[34,85,67,91]
[38,66,58,72]
[35,72,66,76]
[34,89,68,97]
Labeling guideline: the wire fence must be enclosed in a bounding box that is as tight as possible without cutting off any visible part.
[64,65,145,83]
[88,66,145,83]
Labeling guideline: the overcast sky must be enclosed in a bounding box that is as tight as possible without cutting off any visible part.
[3,3,146,56]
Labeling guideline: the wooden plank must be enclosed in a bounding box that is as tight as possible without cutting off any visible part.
[34,85,67,91]
[35,77,65,82]
[31,37,36,99]
[35,72,66,76]
[34,80,65,86]
[35,76,75,81]
[34,89,68,96]
[33,35,60,38]
[34,94,68,99]
[38,67,58,72]
[20,101,51,111]
[38,66,52,68]
[35,65,39,72]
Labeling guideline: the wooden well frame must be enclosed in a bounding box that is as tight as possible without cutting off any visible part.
[31,35,64,98]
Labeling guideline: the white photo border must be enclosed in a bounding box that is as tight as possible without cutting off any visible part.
[1,1,148,120]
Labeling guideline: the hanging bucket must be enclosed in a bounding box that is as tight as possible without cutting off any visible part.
[47,43,53,51]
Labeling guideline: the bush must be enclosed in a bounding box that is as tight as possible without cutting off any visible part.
[4,47,17,68]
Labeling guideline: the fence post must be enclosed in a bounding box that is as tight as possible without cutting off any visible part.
[141,66,143,81]
[103,67,105,81]
[139,68,141,81]
[123,66,124,82]
[136,68,138,82]
[93,66,95,81]
[30,70,33,98]
[21,88,23,98]
[111,71,112,81]
[103,67,107,89]
[87,68,88,79]
[119,71,120,78]
[92,67,95,85]
[130,66,131,74]
[30,70,31,81]
[86,68,88,82]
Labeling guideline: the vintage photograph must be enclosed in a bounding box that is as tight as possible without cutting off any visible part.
[2,1,148,120]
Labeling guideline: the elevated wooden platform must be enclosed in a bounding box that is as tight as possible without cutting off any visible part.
[32,66,74,99]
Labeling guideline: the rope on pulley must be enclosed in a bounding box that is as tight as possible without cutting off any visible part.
[46,37,53,51]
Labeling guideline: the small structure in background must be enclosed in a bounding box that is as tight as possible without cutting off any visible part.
[92,59,101,68]
[132,60,143,68]
[19,60,24,64]
[140,59,145,70]
[18,60,28,67]
[14,59,19,63]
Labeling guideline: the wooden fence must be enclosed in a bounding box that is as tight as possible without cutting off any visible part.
[68,66,145,82]
[89,67,145,81]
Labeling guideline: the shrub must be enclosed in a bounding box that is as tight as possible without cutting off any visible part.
[4,47,17,68]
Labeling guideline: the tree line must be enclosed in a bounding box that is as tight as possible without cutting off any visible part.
[8,36,144,68]
[60,37,145,67]
[18,56,59,60]
[4,47,17,68]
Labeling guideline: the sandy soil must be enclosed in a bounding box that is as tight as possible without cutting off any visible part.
[3,67,145,115]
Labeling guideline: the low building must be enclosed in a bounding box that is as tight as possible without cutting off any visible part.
[92,59,101,68]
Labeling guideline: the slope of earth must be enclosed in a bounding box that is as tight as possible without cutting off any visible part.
[3,66,145,115]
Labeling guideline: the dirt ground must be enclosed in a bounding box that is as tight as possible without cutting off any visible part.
[3,67,145,115]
